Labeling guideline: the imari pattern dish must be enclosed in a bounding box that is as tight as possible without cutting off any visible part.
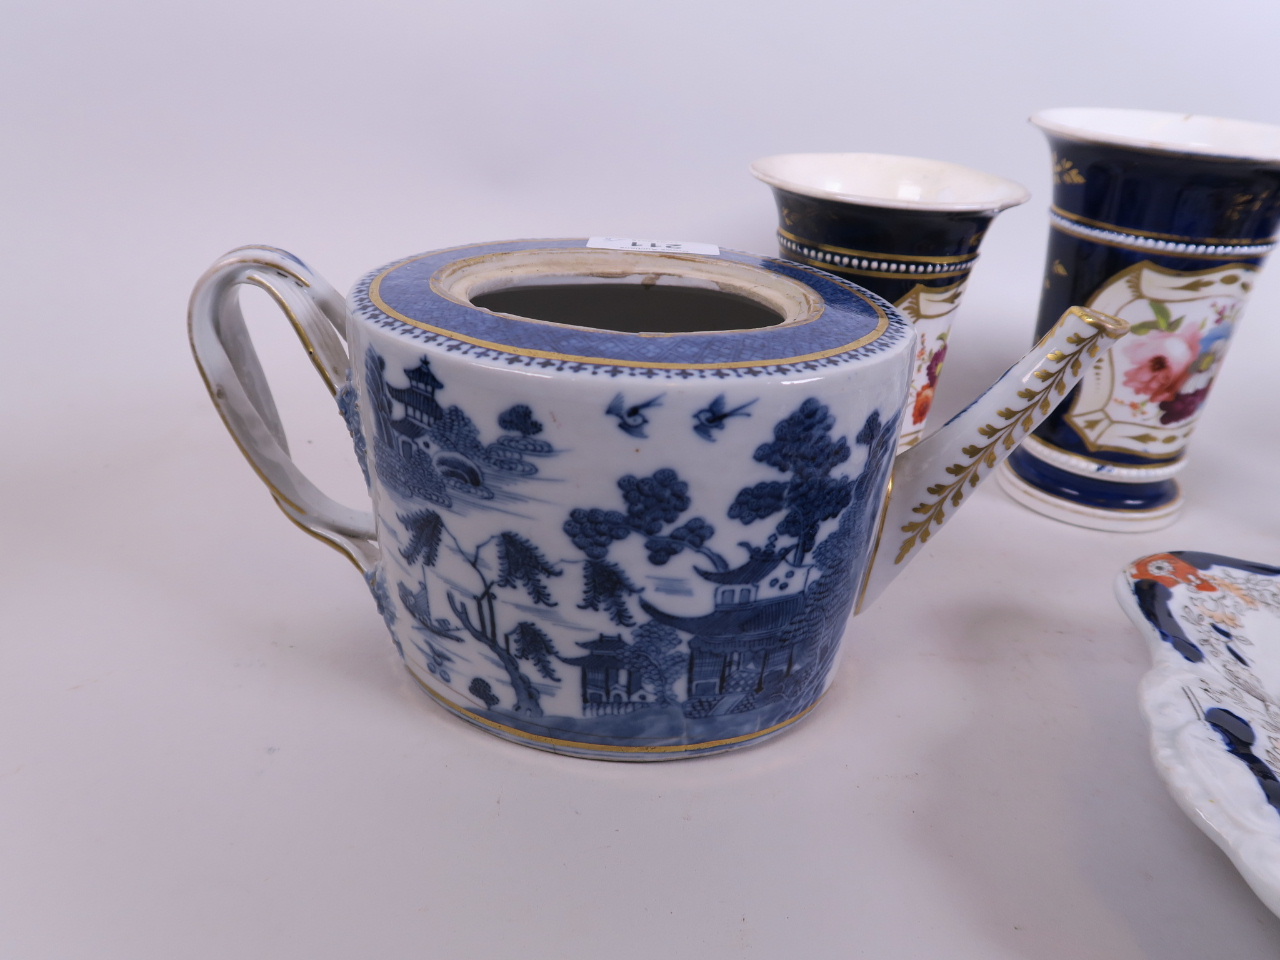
[189,238,1125,760]
[1001,108,1280,531]
[1118,551,1280,916]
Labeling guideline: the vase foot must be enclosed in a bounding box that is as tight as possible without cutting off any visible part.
[996,461,1182,532]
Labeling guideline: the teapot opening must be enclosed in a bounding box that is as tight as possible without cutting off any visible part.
[471,282,785,334]
[431,246,822,335]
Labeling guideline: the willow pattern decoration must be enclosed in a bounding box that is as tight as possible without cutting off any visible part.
[190,236,1132,759]
[894,310,1115,563]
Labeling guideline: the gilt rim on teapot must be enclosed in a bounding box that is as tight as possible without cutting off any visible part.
[355,239,909,373]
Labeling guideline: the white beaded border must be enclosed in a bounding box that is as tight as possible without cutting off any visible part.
[778,234,977,277]
[1021,435,1185,482]
[1049,210,1276,259]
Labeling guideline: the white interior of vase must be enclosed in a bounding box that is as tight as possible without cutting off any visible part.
[749,153,1030,212]
[1033,108,1280,162]
[432,247,825,335]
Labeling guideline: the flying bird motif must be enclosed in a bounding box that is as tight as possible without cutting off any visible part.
[692,394,756,441]
[606,393,663,438]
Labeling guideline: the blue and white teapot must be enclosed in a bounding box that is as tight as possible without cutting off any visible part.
[190,238,1126,759]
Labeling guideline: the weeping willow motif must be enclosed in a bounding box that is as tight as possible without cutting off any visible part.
[360,343,900,736]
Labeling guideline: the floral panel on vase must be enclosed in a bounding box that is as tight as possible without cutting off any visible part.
[1065,262,1251,458]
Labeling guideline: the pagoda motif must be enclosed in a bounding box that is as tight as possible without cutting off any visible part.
[559,635,654,716]
[639,545,813,718]
[362,346,554,507]
[388,358,444,428]
[366,354,446,460]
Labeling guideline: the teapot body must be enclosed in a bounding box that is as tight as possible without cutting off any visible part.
[191,238,1128,759]
[342,240,912,758]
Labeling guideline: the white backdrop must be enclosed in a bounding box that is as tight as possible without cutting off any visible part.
[5,1,1280,958]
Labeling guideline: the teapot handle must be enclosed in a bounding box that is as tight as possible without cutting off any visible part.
[188,246,379,575]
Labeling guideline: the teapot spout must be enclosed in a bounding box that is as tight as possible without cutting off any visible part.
[857,306,1128,610]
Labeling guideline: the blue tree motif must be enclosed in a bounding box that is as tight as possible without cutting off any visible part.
[494,532,560,606]
[498,404,543,436]
[728,398,855,563]
[509,622,561,681]
[619,470,690,532]
[428,406,483,458]
[492,405,553,458]
[399,509,444,567]
[767,408,899,711]
[577,557,643,626]
[563,468,726,625]
[563,508,632,560]
[396,509,564,717]
[469,677,500,709]
[645,517,716,566]
[620,621,686,705]
[430,405,554,484]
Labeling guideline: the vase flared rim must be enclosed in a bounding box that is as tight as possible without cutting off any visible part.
[749,153,1030,213]
[1032,108,1280,163]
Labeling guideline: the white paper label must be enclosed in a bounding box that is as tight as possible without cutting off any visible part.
[587,237,720,256]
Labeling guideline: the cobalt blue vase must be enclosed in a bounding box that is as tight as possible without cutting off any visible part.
[998,108,1280,531]
[752,153,1029,450]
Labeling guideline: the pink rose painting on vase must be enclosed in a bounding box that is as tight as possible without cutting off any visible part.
[1118,299,1234,426]
[1064,264,1252,460]
[1122,326,1200,403]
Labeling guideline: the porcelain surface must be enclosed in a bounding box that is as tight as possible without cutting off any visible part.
[189,239,1126,760]
[350,245,908,759]
[749,152,1029,212]
[1005,109,1280,529]
[1034,107,1280,162]
[1118,551,1280,916]
[751,153,1028,451]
